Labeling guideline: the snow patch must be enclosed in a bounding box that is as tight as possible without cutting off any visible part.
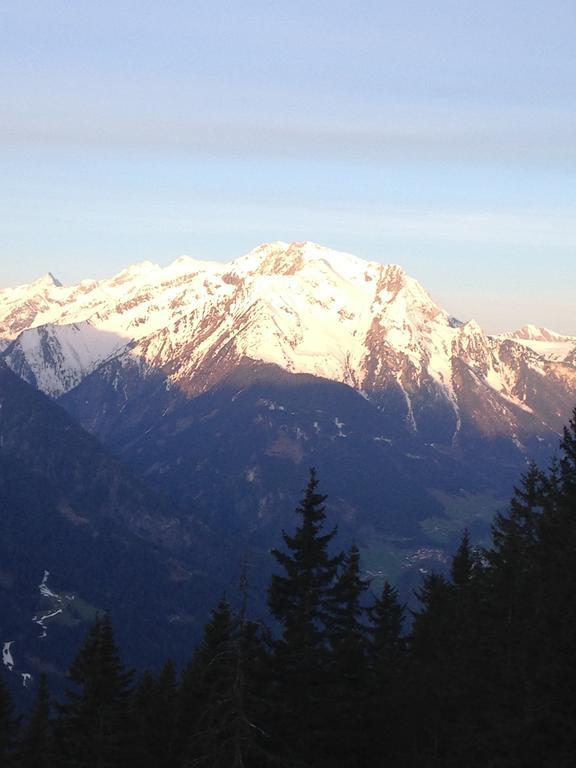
[33,609,63,639]
[39,570,61,601]
[2,641,14,671]
[259,399,285,411]
[334,417,347,437]
[32,571,67,638]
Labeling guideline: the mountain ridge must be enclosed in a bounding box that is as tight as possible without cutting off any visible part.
[2,242,574,438]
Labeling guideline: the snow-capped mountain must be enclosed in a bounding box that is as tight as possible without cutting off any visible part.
[498,325,576,363]
[2,321,127,398]
[0,255,228,394]
[3,241,576,669]
[2,241,574,441]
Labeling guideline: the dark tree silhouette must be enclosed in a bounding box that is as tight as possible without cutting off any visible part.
[55,615,133,768]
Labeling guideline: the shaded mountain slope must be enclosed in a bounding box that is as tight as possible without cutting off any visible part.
[0,365,221,699]
[62,359,553,597]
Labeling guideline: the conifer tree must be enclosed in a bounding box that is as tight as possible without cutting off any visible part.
[323,544,370,767]
[55,615,133,768]
[443,417,576,765]
[485,464,548,758]
[559,407,576,495]
[177,597,236,764]
[366,581,407,765]
[445,532,492,766]
[527,411,576,763]
[130,672,157,767]
[17,674,53,768]
[411,536,495,767]
[368,581,405,665]
[450,528,475,587]
[268,469,343,652]
[267,468,343,765]
[131,662,178,768]
[181,595,276,767]
[489,463,544,576]
[409,572,454,766]
[327,544,369,652]
[155,661,178,761]
[0,671,18,765]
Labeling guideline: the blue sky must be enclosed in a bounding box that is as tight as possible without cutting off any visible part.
[1,0,575,333]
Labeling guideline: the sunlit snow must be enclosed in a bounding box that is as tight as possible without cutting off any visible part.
[1,241,573,430]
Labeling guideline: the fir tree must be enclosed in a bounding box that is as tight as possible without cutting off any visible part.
[409,572,454,766]
[0,671,18,765]
[451,528,475,587]
[527,411,576,763]
[489,463,544,576]
[323,544,370,768]
[485,464,549,760]
[177,597,236,764]
[55,615,133,768]
[267,468,343,765]
[445,532,492,767]
[181,595,277,767]
[559,407,576,496]
[368,581,405,665]
[366,581,407,765]
[130,672,157,767]
[268,469,343,653]
[130,662,178,768]
[327,545,369,652]
[17,674,53,768]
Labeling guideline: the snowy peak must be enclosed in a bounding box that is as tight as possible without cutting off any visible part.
[0,271,63,304]
[110,261,160,284]
[0,241,444,397]
[33,272,63,289]
[226,240,375,281]
[4,321,128,398]
[1,241,574,441]
[228,241,303,276]
[504,325,573,343]
[166,254,225,277]
[498,325,576,363]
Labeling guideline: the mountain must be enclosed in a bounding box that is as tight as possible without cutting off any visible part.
[3,241,575,434]
[498,324,576,363]
[2,321,127,398]
[0,255,228,395]
[62,358,522,582]
[2,241,575,606]
[0,363,220,700]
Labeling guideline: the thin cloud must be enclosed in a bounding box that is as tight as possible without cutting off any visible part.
[2,109,576,167]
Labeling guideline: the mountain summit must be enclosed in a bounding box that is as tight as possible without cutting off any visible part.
[1,241,575,443]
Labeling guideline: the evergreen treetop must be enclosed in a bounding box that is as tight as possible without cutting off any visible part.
[268,467,343,656]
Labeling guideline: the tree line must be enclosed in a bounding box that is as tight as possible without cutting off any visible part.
[2,411,576,767]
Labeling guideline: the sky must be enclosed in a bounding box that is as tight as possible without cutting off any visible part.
[1,0,575,334]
